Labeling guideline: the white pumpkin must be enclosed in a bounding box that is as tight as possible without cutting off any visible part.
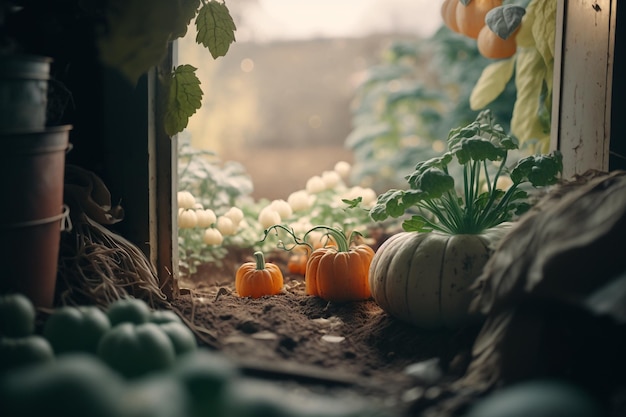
[369,224,511,328]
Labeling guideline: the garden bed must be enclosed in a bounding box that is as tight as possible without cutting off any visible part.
[171,250,482,417]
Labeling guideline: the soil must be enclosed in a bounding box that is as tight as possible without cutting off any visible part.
[170,248,482,417]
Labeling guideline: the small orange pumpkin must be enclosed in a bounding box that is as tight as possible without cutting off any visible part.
[456,0,502,39]
[287,248,308,276]
[235,251,284,298]
[304,227,375,302]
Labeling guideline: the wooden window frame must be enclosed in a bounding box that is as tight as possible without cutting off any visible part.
[551,0,618,178]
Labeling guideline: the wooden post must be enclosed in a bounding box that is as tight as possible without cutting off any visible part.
[551,0,617,178]
[150,43,179,299]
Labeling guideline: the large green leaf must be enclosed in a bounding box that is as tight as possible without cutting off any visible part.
[530,0,557,66]
[510,48,548,149]
[164,65,203,136]
[196,1,237,59]
[470,58,515,110]
[485,5,526,39]
[172,0,202,39]
[99,0,217,84]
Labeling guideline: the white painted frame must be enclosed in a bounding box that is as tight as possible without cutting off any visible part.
[551,0,617,178]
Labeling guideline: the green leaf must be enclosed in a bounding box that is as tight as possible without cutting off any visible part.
[447,110,517,162]
[172,0,202,39]
[164,65,203,136]
[470,58,515,110]
[412,153,453,176]
[514,201,531,216]
[370,190,402,221]
[342,197,363,209]
[485,5,526,39]
[196,1,237,59]
[369,189,430,221]
[402,216,430,233]
[510,150,562,186]
[529,0,557,65]
[406,168,455,196]
[402,189,431,206]
[510,48,548,148]
[98,0,181,83]
[451,137,506,164]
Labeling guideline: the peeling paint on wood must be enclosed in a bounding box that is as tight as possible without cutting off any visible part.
[551,0,616,178]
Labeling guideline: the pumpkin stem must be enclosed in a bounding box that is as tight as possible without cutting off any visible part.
[260,224,314,251]
[253,251,266,270]
[303,225,352,252]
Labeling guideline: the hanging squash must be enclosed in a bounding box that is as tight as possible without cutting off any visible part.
[235,251,284,298]
[456,0,502,39]
[476,5,525,60]
[476,25,518,59]
[369,226,510,328]
[304,227,374,303]
[441,0,461,33]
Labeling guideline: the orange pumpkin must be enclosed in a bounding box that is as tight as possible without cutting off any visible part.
[441,0,460,33]
[477,24,519,59]
[235,251,284,298]
[456,0,502,39]
[304,227,375,302]
[287,249,308,276]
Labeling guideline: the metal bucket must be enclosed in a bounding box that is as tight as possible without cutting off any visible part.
[0,55,52,131]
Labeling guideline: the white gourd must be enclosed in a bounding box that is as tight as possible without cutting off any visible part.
[369,224,511,328]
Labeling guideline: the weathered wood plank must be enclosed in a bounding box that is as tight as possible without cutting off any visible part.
[551,0,616,178]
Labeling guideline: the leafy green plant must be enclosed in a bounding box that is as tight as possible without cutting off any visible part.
[178,134,252,210]
[370,109,562,234]
[177,144,379,276]
[470,0,555,153]
[346,27,517,191]
[177,134,256,273]
[97,0,237,136]
[256,162,378,248]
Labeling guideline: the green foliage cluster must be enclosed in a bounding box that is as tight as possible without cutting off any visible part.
[470,0,556,153]
[177,134,256,272]
[176,138,378,276]
[346,27,517,192]
[371,110,563,235]
[178,134,253,210]
[96,0,237,137]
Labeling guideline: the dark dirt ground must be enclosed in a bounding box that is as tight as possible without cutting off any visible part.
[169,243,626,417]
[170,248,484,417]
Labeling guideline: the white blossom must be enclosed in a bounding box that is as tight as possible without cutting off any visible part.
[216,216,237,236]
[287,190,315,212]
[195,209,216,228]
[258,207,281,229]
[321,170,342,189]
[178,209,198,229]
[305,175,326,194]
[269,199,293,219]
[334,161,351,179]
[203,228,223,245]
[223,207,244,224]
[177,191,196,209]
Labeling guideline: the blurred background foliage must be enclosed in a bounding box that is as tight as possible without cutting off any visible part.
[345,26,517,191]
